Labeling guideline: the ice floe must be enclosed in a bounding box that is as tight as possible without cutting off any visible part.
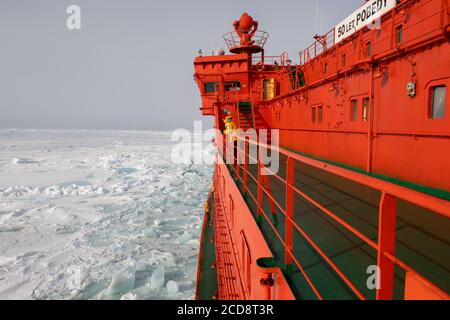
[150,265,165,289]
[0,129,213,300]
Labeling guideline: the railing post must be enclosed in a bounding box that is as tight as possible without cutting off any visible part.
[376,192,397,300]
[243,138,249,194]
[285,157,295,274]
[257,149,263,224]
[263,175,278,226]
[236,140,240,177]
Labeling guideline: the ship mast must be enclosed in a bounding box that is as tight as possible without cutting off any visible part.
[223,13,268,64]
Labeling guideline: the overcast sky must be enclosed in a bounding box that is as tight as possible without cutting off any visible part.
[0,0,362,130]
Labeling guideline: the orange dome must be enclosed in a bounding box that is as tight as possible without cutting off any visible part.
[239,13,254,32]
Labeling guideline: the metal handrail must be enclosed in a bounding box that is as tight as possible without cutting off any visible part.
[218,133,450,299]
[252,52,290,66]
[298,29,335,65]
[223,30,270,50]
[297,0,447,66]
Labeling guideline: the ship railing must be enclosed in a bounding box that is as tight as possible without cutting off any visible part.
[223,30,270,51]
[297,0,450,66]
[263,1,450,98]
[218,133,450,300]
[252,52,290,67]
[298,28,335,66]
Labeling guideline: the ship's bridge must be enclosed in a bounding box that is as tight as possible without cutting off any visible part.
[193,12,298,134]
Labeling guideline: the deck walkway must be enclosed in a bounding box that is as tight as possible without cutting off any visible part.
[229,154,450,299]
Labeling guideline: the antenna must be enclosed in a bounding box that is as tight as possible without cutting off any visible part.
[320,0,324,34]
[315,0,324,35]
[315,0,319,35]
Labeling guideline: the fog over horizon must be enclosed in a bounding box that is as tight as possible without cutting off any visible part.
[0,0,362,131]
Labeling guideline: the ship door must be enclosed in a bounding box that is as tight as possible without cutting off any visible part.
[263,79,276,101]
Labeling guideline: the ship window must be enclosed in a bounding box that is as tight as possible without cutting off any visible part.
[225,81,241,92]
[324,63,328,75]
[395,25,403,44]
[362,97,370,122]
[350,99,358,121]
[342,54,346,67]
[312,107,316,123]
[430,86,446,119]
[366,41,372,57]
[318,106,323,123]
[204,82,218,93]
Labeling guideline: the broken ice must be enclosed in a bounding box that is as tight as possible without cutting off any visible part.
[150,265,165,289]
[0,129,213,300]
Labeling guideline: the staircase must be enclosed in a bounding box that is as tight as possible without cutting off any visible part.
[237,102,272,144]
[237,102,254,130]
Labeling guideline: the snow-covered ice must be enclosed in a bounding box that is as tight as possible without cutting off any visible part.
[150,265,165,290]
[167,280,179,295]
[0,129,213,299]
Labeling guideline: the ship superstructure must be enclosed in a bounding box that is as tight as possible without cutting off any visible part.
[194,0,450,300]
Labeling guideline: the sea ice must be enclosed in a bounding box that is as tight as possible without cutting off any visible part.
[177,231,192,243]
[166,280,179,295]
[106,265,136,295]
[0,129,213,300]
[143,228,157,239]
[66,266,90,291]
[0,256,15,267]
[120,292,138,300]
[150,265,165,289]
[11,157,37,164]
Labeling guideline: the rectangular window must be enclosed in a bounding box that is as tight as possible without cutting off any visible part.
[318,106,323,123]
[366,42,372,57]
[395,25,403,44]
[350,99,358,121]
[342,54,346,67]
[312,107,316,123]
[225,81,241,92]
[362,97,370,122]
[430,86,446,119]
[204,82,218,93]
